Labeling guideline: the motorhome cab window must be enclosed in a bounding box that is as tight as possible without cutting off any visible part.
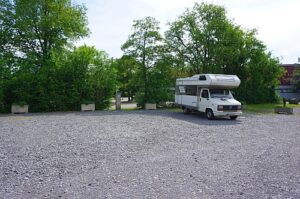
[201,90,209,98]
[210,89,232,99]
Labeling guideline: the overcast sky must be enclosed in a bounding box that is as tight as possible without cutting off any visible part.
[75,0,300,64]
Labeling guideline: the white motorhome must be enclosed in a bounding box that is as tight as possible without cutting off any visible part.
[175,74,242,119]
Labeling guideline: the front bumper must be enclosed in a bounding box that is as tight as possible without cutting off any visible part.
[214,110,243,117]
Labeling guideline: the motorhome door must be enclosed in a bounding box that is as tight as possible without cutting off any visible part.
[197,87,201,110]
[199,88,210,112]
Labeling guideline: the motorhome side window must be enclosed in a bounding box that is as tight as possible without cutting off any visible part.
[176,86,186,94]
[185,85,197,96]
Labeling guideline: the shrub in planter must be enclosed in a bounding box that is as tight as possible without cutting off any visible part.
[274,106,293,114]
[274,98,293,114]
[11,102,29,114]
[289,98,299,105]
[145,103,156,110]
[81,100,95,112]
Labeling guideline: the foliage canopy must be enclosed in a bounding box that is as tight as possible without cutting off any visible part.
[0,0,115,112]
[0,1,287,113]
[164,3,284,103]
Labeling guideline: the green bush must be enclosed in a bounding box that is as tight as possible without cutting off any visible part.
[0,46,116,113]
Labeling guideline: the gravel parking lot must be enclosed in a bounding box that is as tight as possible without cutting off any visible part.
[1,110,299,198]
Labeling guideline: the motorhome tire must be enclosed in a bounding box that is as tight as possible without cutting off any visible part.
[206,109,214,120]
[230,116,238,120]
[183,107,190,114]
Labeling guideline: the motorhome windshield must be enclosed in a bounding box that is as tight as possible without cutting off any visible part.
[210,89,232,98]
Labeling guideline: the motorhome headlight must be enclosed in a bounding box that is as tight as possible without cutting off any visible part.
[237,105,242,110]
[217,105,223,111]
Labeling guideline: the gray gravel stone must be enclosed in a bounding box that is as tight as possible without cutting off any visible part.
[0,110,299,198]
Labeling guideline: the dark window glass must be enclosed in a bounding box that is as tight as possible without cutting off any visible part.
[199,75,206,80]
[186,86,197,96]
[201,90,209,98]
[176,85,197,95]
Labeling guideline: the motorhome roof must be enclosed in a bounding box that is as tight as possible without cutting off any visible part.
[176,74,241,89]
[177,74,234,80]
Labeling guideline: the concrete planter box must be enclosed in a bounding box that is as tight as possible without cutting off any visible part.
[81,104,95,112]
[274,107,293,114]
[11,105,29,114]
[145,103,156,110]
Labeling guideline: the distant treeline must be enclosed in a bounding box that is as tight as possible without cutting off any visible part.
[0,1,284,112]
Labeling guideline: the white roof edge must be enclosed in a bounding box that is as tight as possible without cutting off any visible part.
[176,74,241,88]
[177,74,238,81]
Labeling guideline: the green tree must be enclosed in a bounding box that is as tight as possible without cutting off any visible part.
[55,45,116,111]
[165,3,241,74]
[233,32,284,103]
[0,0,15,111]
[88,58,116,110]
[1,0,89,70]
[165,2,284,103]
[0,0,90,112]
[114,55,139,101]
[291,66,300,91]
[147,55,174,103]
[121,17,163,107]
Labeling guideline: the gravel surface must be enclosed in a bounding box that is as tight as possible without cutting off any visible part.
[0,110,299,198]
